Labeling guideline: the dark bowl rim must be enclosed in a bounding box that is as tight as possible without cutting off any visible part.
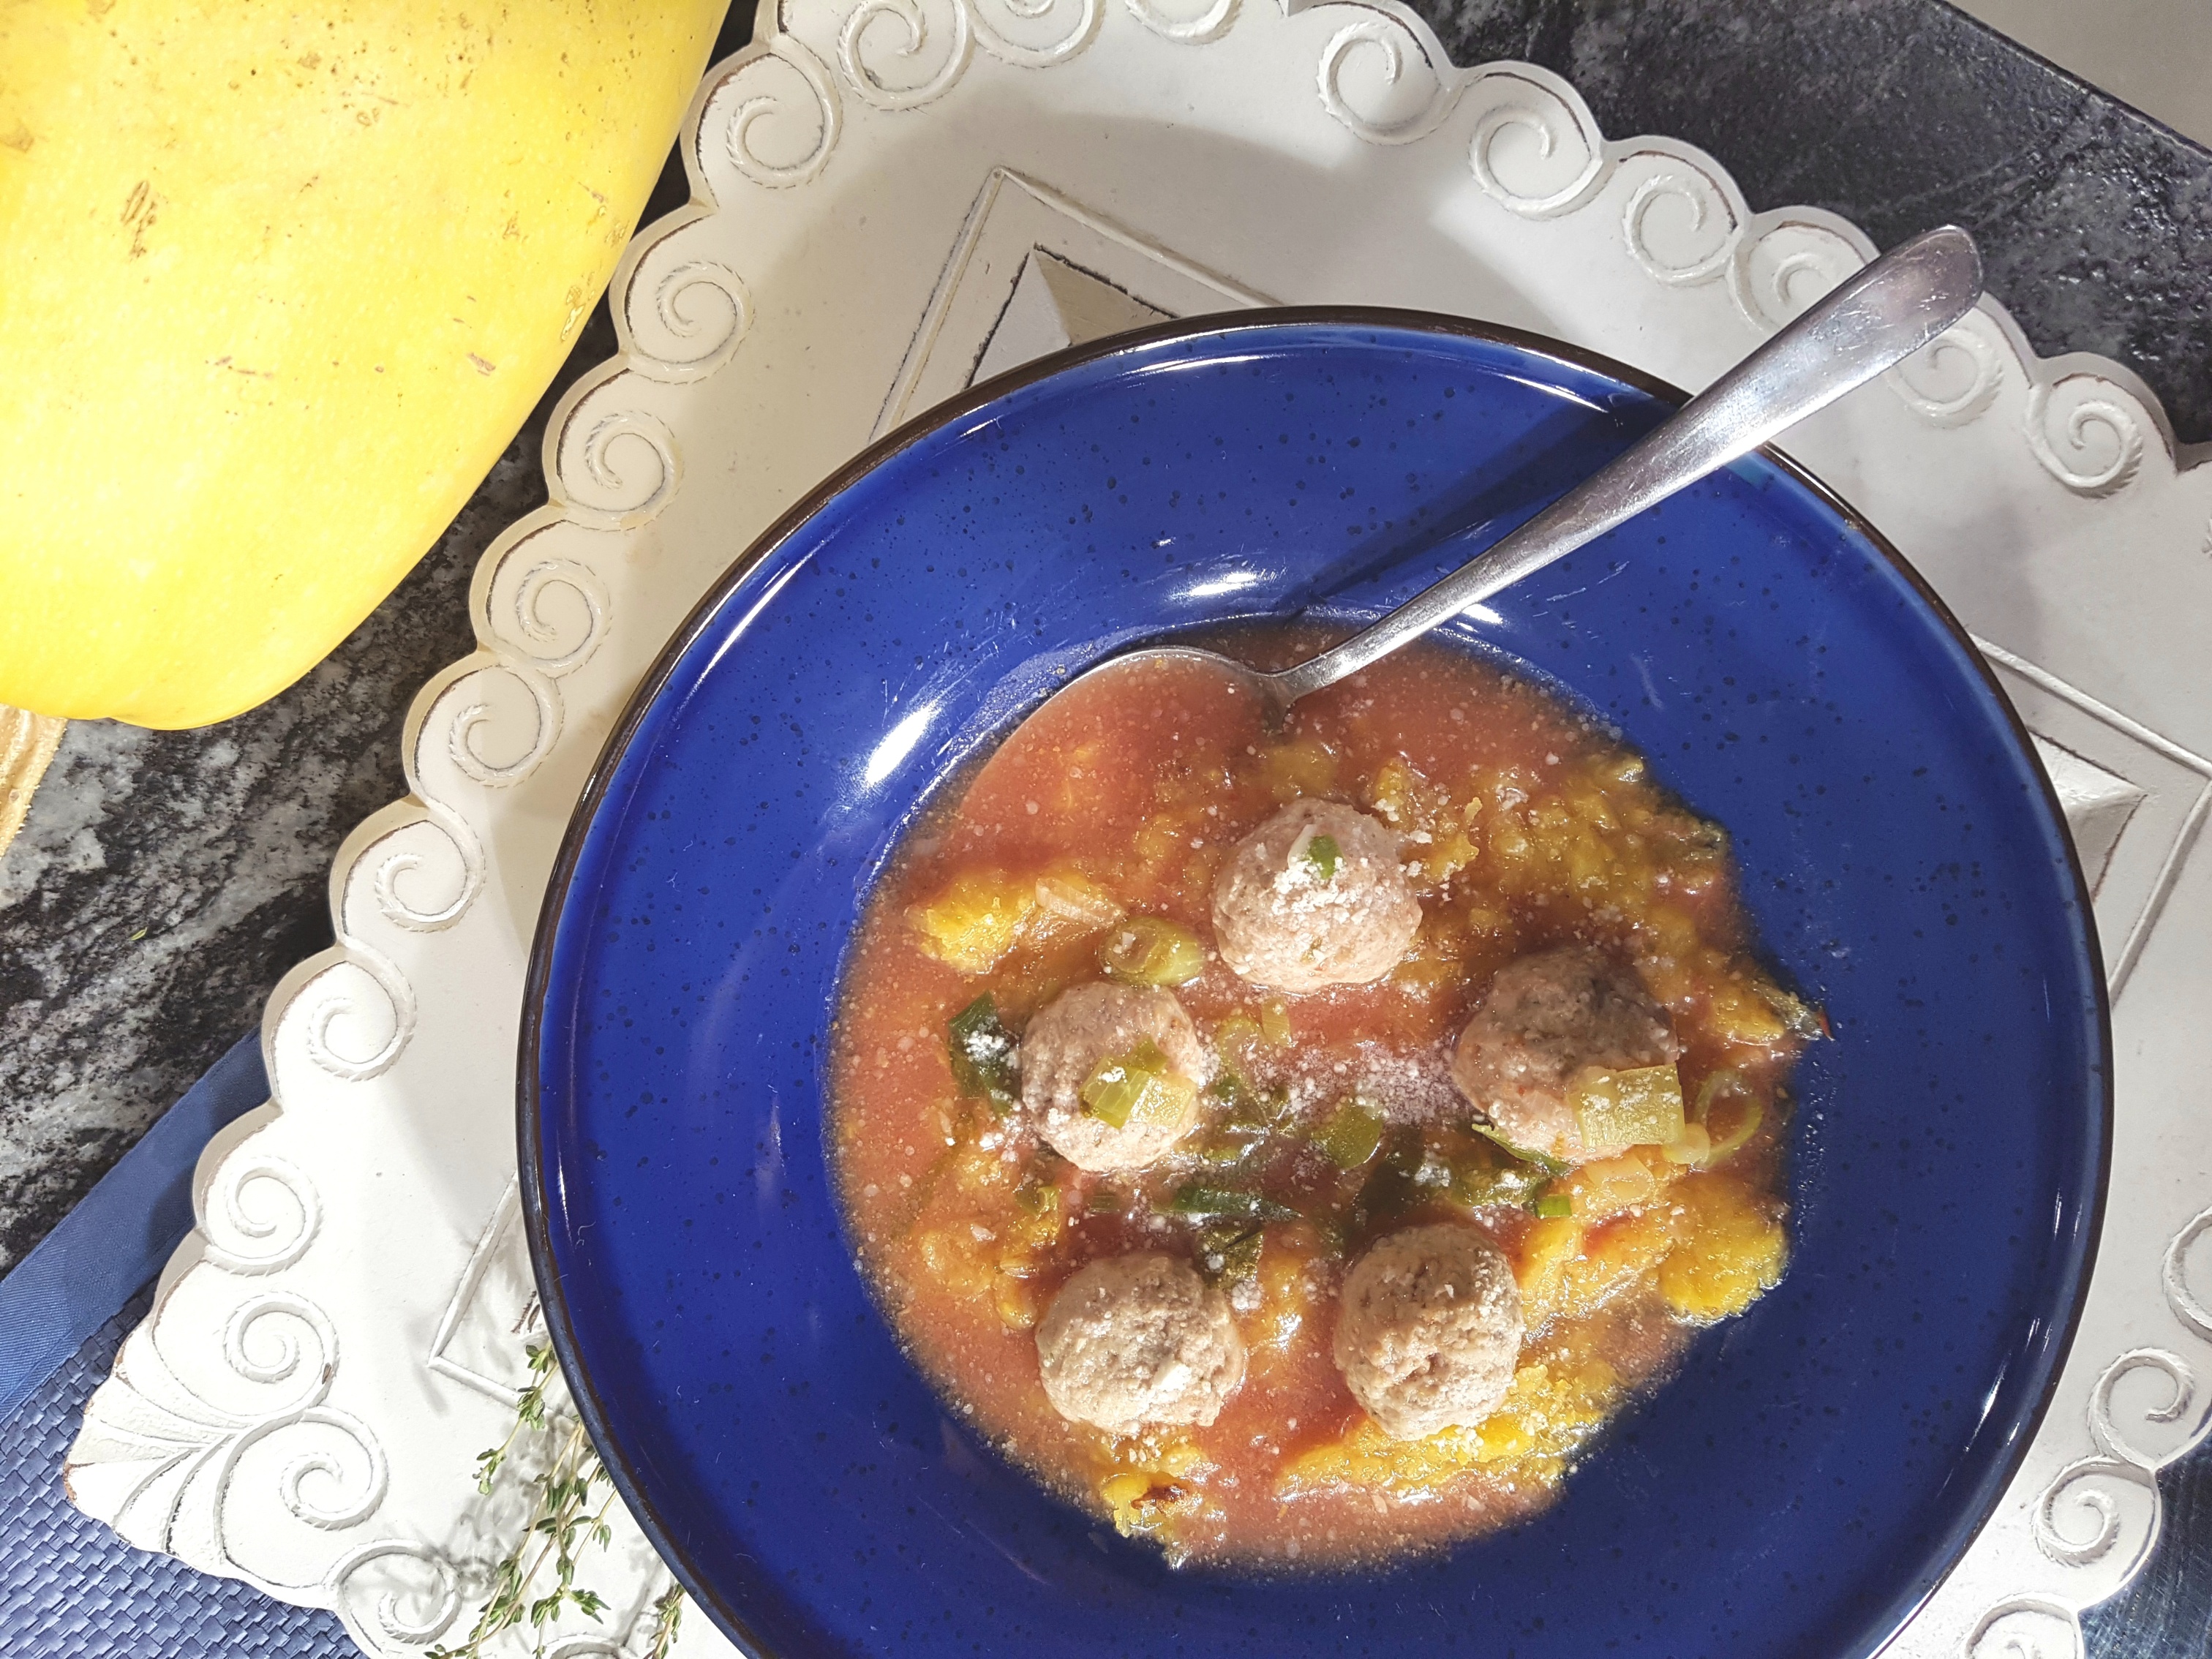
[516,304,2115,1659]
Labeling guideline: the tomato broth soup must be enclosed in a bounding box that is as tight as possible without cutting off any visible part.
[830,629,1817,1570]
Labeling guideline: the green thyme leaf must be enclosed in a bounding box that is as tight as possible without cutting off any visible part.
[1305,833,1341,881]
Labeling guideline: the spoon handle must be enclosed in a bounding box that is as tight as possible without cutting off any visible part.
[1270,225,1985,706]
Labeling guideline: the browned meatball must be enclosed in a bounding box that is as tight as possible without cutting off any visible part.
[1211,800,1421,993]
[1036,1253,1247,1434]
[1451,946,1679,1165]
[1019,982,1211,1172]
[1333,1222,1523,1440]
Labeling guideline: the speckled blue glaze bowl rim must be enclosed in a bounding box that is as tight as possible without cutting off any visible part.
[519,306,2112,1659]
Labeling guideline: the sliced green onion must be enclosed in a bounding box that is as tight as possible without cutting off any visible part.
[1313,1099,1385,1170]
[1530,1184,1576,1219]
[1086,1186,1125,1214]
[1099,917,1207,987]
[1162,1183,1300,1222]
[1569,1063,1688,1149]
[947,995,1020,1114]
[1259,999,1293,1046]
[1304,833,1342,881]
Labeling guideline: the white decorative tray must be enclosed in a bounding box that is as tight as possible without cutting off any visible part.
[66,2,2212,1655]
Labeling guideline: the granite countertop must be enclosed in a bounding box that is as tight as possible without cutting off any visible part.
[1,0,2208,1636]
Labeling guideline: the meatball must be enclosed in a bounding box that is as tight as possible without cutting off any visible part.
[1211,800,1421,993]
[1036,1253,1247,1434]
[1019,981,1211,1172]
[1333,1222,1524,1440]
[1451,946,1679,1165]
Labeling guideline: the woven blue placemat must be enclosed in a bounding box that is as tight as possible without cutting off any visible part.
[0,1035,353,1659]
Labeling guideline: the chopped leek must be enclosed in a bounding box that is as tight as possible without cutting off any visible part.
[1345,1126,1425,1232]
[1209,1067,1294,1146]
[1453,1135,1587,1216]
[1189,1132,1257,1168]
[1195,1222,1265,1290]
[1756,981,1829,1041]
[1690,1069,1766,1164]
[1162,1183,1299,1222]
[1467,1118,1570,1178]
[1448,1147,1548,1210]
[1214,1012,1261,1050]
[1035,868,1124,928]
[1313,1099,1385,1170]
[1080,1039,1192,1129]
[1569,1063,1688,1149]
[1099,917,1207,987]
[1086,1186,1125,1214]
[1259,998,1292,1046]
[947,996,1020,1114]
[1304,833,1342,881]
[1207,1063,1256,1111]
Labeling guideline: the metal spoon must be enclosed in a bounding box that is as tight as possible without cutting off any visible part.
[995,225,1983,756]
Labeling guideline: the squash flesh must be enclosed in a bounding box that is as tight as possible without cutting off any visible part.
[0,1,726,725]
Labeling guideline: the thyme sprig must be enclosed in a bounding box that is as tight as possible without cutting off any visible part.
[427,1342,687,1659]
[644,1584,685,1659]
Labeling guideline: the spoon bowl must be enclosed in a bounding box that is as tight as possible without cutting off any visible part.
[977,227,1982,784]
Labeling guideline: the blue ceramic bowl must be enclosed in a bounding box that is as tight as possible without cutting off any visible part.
[523,313,2108,1659]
